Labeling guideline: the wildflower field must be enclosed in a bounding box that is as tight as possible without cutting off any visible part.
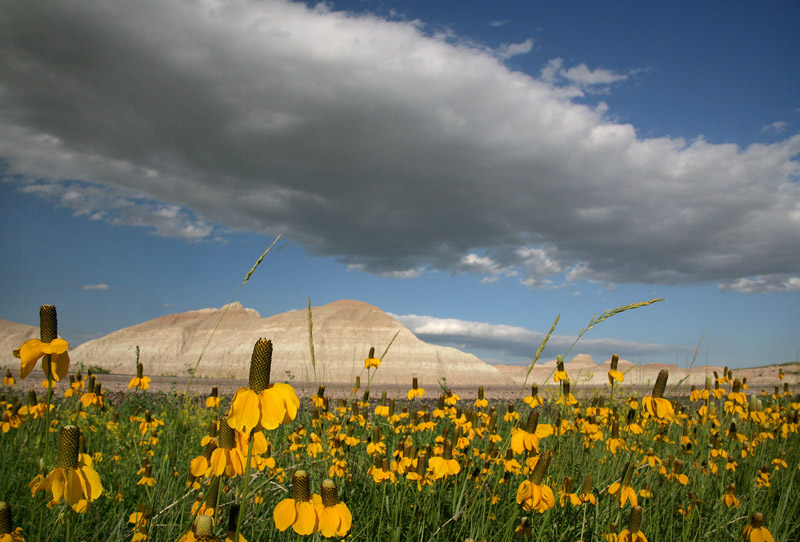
[2,303,799,542]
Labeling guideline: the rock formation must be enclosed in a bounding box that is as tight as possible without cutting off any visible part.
[66,300,510,387]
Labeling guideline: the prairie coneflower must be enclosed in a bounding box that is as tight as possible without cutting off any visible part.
[558,476,581,507]
[608,354,624,385]
[511,411,553,455]
[618,506,647,542]
[273,471,321,535]
[608,462,637,508]
[516,451,555,513]
[473,386,488,408]
[524,383,544,408]
[555,381,578,406]
[742,513,775,542]
[554,356,568,383]
[228,339,299,433]
[407,377,425,400]
[0,502,25,541]
[641,370,674,421]
[578,474,597,504]
[206,387,220,408]
[428,439,460,480]
[722,484,739,508]
[15,305,70,381]
[2,369,14,387]
[364,347,381,369]
[128,362,151,390]
[208,418,246,478]
[31,425,103,512]
[316,479,352,538]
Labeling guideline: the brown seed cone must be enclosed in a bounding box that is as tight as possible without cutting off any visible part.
[581,474,593,495]
[137,362,144,379]
[416,454,428,476]
[57,425,80,470]
[562,476,573,494]
[194,515,215,536]
[204,476,220,508]
[611,420,620,439]
[0,502,12,535]
[292,470,311,502]
[227,503,240,532]
[652,370,669,399]
[531,451,551,484]
[321,479,340,507]
[611,354,619,371]
[202,441,218,460]
[627,505,643,533]
[39,305,57,343]
[751,512,764,529]
[217,417,235,449]
[524,410,539,434]
[248,339,272,393]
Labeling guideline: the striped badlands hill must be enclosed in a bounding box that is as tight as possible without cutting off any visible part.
[65,300,512,388]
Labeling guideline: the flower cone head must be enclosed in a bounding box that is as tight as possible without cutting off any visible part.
[40,305,57,343]
[195,515,215,537]
[218,417,235,449]
[627,506,643,533]
[531,451,551,484]
[0,502,12,535]
[248,339,272,393]
[652,370,669,399]
[57,425,80,470]
[525,410,540,434]
[291,470,311,502]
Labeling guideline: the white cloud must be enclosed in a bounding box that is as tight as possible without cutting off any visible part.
[495,38,534,60]
[719,275,800,294]
[81,283,110,290]
[0,1,798,291]
[761,121,788,134]
[489,20,510,28]
[391,312,691,362]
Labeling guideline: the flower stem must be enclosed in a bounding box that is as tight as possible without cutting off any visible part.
[234,429,256,541]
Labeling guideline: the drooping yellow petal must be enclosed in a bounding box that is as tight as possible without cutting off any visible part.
[334,503,352,536]
[227,388,261,433]
[258,389,287,430]
[18,340,46,378]
[272,383,300,420]
[273,499,297,532]
[48,351,70,381]
[209,449,227,476]
[190,456,209,477]
[318,507,340,538]
[293,501,318,535]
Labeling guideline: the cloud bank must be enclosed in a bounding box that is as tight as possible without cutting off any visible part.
[391,313,693,364]
[1,1,798,292]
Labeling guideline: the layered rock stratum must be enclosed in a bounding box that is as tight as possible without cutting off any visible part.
[66,300,511,387]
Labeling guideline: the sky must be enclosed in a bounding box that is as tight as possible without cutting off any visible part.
[1,0,798,370]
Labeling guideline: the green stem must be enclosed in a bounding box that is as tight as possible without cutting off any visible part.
[234,429,256,542]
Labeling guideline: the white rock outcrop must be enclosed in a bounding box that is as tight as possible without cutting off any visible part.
[67,300,511,387]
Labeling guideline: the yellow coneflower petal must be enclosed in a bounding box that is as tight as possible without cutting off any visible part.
[273,499,297,532]
[293,501,318,535]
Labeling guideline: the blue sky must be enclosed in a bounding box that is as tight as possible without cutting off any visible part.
[1,0,798,369]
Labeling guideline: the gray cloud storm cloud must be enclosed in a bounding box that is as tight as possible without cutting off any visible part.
[1,1,799,292]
